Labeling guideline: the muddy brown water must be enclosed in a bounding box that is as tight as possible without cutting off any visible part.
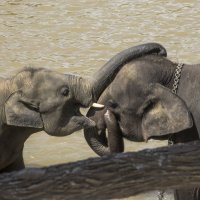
[1,0,200,199]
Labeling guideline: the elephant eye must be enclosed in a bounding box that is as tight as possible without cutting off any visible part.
[142,99,156,113]
[60,87,69,96]
[107,100,118,108]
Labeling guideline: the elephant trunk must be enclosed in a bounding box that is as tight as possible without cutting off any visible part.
[91,43,167,102]
[67,75,93,107]
[84,108,124,156]
[84,126,110,156]
[74,43,167,107]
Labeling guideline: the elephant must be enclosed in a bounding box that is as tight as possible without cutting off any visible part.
[0,43,166,173]
[84,53,200,199]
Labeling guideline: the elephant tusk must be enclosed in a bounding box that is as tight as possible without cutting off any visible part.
[92,103,105,108]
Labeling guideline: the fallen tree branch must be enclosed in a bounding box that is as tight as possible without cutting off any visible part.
[1,141,200,200]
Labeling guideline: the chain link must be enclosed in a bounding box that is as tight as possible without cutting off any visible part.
[172,63,184,94]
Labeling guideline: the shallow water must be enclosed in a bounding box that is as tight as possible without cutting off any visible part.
[0,0,200,199]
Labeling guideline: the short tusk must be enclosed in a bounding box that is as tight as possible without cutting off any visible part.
[92,103,105,108]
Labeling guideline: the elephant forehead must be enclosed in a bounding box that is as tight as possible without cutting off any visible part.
[36,71,66,82]
[110,77,144,103]
[109,88,145,113]
[116,62,140,80]
[29,72,71,92]
[110,62,146,93]
[37,71,82,87]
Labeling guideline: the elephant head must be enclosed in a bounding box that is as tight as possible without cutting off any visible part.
[4,68,95,136]
[3,43,167,137]
[84,55,193,156]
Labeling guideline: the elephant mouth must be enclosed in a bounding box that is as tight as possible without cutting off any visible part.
[72,115,96,129]
[46,115,96,137]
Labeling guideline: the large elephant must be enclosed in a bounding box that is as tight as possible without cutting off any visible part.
[0,43,166,173]
[84,54,200,200]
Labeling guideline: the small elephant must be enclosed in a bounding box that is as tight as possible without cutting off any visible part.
[0,43,166,173]
[84,54,200,200]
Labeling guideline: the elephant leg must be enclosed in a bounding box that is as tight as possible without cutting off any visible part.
[1,153,25,173]
[193,188,200,200]
[174,188,200,200]
[172,128,200,200]
[104,110,124,153]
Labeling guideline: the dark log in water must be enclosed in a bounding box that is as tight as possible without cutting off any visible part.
[0,141,200,200]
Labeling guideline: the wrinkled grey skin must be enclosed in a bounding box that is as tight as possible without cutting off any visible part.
[84,55,200,200]
[0,43,166,173]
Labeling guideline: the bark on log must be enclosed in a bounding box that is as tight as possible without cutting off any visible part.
[1,141,200,200]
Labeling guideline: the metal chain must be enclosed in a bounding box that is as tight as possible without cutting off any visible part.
[158,63,184,200]
[168,63,184,146]
[172,63,184,94]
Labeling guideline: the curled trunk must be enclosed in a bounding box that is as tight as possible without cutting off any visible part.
[84,108,124,156]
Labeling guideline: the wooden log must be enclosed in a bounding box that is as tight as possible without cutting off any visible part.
[1,141,200,200]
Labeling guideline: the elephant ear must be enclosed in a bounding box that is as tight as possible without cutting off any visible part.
[5,92,43,128]
[141,83,193,140]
